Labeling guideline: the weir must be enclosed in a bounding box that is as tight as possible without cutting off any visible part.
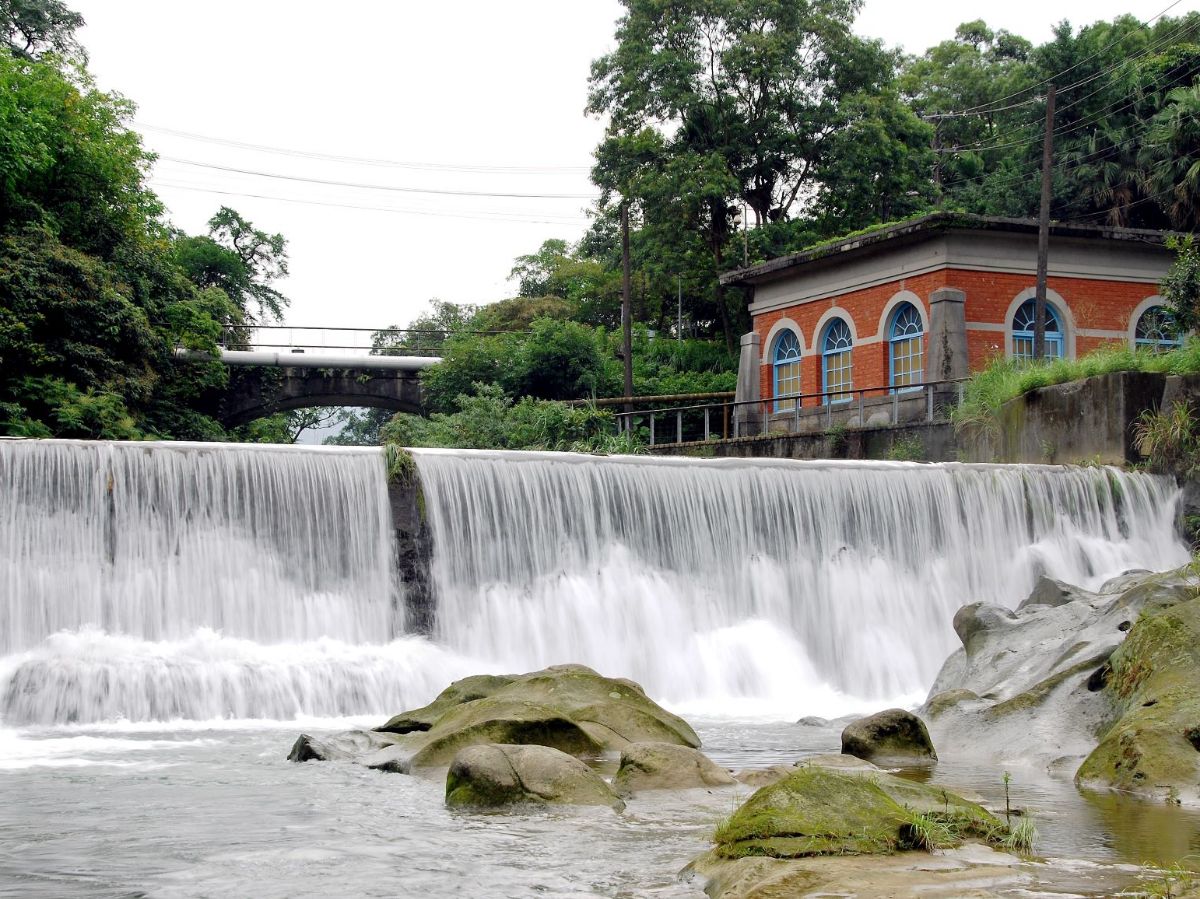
[0,439,1189,726]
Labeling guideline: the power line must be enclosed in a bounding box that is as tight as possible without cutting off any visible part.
[153,180,594,226]
[137,122,593,176]
[157,157,601,200]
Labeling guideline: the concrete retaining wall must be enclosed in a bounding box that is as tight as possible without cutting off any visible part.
[649,420,958,462]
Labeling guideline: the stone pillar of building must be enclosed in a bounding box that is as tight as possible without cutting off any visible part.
[733,331,762,437]
[927,288,968,383]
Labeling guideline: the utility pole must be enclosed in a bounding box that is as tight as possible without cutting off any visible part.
[677,275,682,343]
[620,202,633,414]
[742,203,749,267]
[1034,84,1056,361]
[932,120,943,207]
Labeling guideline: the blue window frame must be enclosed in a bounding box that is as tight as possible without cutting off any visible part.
[772,330,802,412]
[821,318,853,405]
[1012,299,1064,361]
[1135,305,1182,351]
[888,303,923,391]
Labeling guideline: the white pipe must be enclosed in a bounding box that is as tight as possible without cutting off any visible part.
[174,348,441,371]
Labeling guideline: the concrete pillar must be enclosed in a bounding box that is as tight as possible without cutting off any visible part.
[927,288,968,383]
[733,331,762,436]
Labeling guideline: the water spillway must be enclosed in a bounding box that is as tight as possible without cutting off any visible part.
[0,440,1189,726]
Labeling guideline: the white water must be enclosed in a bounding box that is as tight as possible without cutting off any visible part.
[0,440,1189,728]
[414,449,1189,708]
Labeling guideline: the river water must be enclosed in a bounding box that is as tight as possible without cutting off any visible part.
[1,440,1195,897]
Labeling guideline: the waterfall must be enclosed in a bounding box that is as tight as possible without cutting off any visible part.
[0,440,1188,726]
[0,440,471,726]
[413,449,1188,710]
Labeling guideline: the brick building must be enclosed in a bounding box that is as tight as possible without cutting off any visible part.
[721,213,1178,431]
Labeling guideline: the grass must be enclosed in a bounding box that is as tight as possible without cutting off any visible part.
[1002,817,1039,855]
[952,342,1200,437]
[1139,859,1200,898]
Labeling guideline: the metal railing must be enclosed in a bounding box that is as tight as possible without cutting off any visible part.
[613,379,968,447]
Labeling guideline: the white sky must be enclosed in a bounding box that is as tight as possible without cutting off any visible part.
[72,0,1200,332]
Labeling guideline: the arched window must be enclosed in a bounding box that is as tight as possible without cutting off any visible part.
[889,303,924,391]
[821,318,853,405]
[1134,305,1181,351]
[772,330,802,412]
[1012,299,1064,361]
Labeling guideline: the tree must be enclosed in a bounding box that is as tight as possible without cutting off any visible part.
[1162,235,1200,334]
[173,207,289,325]
[1,0,84,61]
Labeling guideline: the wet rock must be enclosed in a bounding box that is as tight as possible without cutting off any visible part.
[924,689,979,718]
[796,716,829,727]
[794,753,880,773]
[710,766,1002,860]
[612,742,735,795]
[1099,570,1153,594]
[376,674,516,734]
[287,729,397,763]
[841,709,937,765]
[444,743,624,811]
[953,603,1017,650]
[733,765,796,788]
[368,664,700,770]
[1076,590,1200,805]
[1017,576,1095,611]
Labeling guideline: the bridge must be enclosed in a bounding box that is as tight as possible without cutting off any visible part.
[175,326,443,426]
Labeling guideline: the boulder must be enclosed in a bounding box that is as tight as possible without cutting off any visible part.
[711,767,1005,860]
[953,603,1017,649]
[795,716,829,727]
[733,765,796,789]
[376,673,516,734]
[841,709,937,765]
[1017,576,1095,611]
[444,743,624,811]
[612,742,735,795]
[290,665,701,772]
[924,568,1196,777]
[287,729,397,763]
[1076,591,1200,805]
[795,752,880,773]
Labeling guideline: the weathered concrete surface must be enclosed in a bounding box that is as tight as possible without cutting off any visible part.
[388,472,434,635]
[963,371,1170,465]
[649,420,957,462]
[220,365,423,427]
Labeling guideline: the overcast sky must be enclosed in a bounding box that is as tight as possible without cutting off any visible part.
[72,0,1200,334]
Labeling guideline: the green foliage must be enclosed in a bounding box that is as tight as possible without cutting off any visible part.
[1162,235,1200,334]
[886,436,925,462]
[1134,401,1200,476]
[1,0,84,61]
[381,383,642,454]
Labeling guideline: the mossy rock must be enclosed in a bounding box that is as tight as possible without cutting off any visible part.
[841,708,937,764]
[378,665,700,769]
[445,743,624,811]
[612,742,736,795]
[712,767,1005,860]
[1076,593,1200,802]
[376,674,516,734]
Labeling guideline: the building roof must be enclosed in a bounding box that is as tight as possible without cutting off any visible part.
[719,212,1175,288]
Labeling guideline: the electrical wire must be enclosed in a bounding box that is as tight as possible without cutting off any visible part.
[156,157,601,200]
[136,122,593,175]
[152,179,595,226]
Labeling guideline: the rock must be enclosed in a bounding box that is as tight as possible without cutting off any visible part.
[711,766,1004,860]
[1099,570,1153,594]
[795,716,829,727]
[444,743,624,811]
[794,753,880,773]
[733,765,796,788]
[1076,590,1200,805]
[1017,576,1095,611]
[953,603,1017,650]
[287,729,397,763]
[611,742,735,795]
[376,673,516,734]
[923,689,980,718]
[841,709,937,765]
[302,665,703,771]
[923,567,1199,791]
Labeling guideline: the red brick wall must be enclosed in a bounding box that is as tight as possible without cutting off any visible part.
[754,267,1161,408]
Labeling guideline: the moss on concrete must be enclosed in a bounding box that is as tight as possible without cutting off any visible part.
[712,767,1007,860]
